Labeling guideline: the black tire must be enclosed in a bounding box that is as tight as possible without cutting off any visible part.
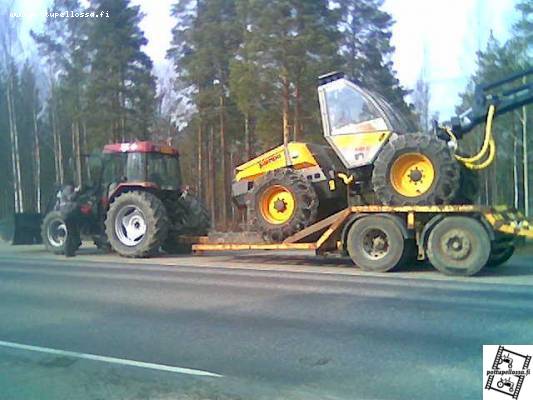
[426,216,490,276]
[105,191,169,258]
[372,133,461,205]
[41,211,80,255]
[486,245,515,268]
[174,193,210,235]
[346,215,408,272]
[248,169,318,242]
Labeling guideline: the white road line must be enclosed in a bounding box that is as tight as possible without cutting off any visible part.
[0,340,222,378]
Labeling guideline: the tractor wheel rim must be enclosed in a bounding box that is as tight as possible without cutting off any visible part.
[390,152,435,197]
[260,185,295,225]
[115,205,147,247]
[47,219,67,248]
[362,228,389,260]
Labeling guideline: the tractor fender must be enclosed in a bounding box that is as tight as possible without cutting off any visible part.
[107,182,158,203]
[340,212,411,252]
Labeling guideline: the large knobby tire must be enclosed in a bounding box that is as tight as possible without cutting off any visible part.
[426,216,490,276]
[105,191,169,258]
[41,211,80,255]
[162,193,210,254]
[372,133,461,205]
[248,169,318,242]
[346,215,408,272]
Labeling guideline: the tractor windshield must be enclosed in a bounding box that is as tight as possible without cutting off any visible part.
[101,152,181,190]
[146,153,181,190]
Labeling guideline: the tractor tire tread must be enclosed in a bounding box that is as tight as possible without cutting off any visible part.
[105,191,169,258]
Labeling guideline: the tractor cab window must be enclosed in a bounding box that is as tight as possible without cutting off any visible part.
[126,152,145,182]
[324,81,388,135]
[102,153,127,187]
[146,153,181,190]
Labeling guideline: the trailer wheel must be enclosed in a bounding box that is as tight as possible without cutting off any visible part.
[346,215,407,272]
[486,245,515,268]
[426,216,490,276]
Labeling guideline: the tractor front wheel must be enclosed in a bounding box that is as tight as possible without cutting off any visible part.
[105,191,169,257]
[41,211,81,255]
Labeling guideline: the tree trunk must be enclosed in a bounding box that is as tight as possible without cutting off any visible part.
[512,117,519,210]
[281,72,290,146]
[209,126,216,228]
[32,94,41,213]
[293,80,302,141]
[219,94,227,229]
[244,111,250,160]
[72,120,83,186]
[197,122,203,201]
[82,120,90,180]
[522,102,529,217]
[6,72,23,213]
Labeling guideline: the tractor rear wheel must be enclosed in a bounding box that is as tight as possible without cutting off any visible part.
[248,169,318,242]
[41,211,81,255]
[372,133,460,205]
[105,191,169,257]
[426,216,490,276]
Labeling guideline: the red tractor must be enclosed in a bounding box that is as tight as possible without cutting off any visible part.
[41,141,209,257]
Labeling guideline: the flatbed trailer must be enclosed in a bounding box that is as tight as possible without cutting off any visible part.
[192,205,533,276]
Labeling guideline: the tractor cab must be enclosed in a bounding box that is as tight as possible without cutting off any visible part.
[318,72,413,169]
[101,141,182,194]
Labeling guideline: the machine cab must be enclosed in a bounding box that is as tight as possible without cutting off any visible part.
[318,73,412,169]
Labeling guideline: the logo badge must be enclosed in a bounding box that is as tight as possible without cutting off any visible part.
[484,345,532,399]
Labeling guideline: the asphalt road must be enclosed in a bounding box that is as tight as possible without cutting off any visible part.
[0,243,532,399]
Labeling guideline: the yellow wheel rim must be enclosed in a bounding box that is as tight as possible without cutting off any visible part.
[260,185,295,225]
[390,153,435,197]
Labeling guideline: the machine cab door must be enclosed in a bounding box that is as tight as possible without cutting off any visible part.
[318,78,393,169]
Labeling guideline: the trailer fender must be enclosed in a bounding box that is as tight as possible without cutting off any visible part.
[422,213,496,250]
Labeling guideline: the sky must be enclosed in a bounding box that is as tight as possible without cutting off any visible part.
[9,0,519,120]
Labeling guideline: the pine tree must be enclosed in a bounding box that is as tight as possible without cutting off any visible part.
[86,0,157,144]
[339,0,410,116]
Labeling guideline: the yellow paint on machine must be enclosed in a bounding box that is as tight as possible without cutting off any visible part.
[329,131,390,166]
[234,142,319,182]
[330,131,389,147]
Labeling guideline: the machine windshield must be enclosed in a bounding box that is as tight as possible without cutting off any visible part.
[324,81,388,135]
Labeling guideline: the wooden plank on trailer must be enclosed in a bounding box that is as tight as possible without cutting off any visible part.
[192,242,317,251]
[316,209,352,250]
[283,209,351,244]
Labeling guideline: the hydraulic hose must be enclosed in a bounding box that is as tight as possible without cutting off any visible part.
[445,104,496,170]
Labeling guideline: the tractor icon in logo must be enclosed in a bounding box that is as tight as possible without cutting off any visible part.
[497,377,515,393]
[498,353,514,370]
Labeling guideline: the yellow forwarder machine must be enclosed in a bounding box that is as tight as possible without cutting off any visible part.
[194,69,533,276]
